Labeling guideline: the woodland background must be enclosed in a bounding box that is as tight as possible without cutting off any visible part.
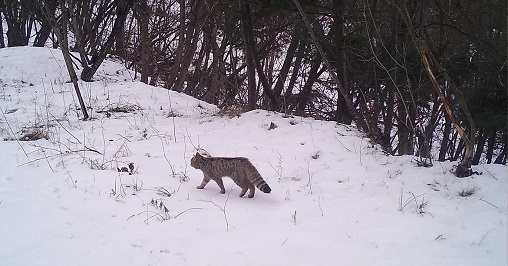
[0,0,506,172]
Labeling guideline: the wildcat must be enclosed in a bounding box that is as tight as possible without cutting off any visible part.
[190,152,271,198]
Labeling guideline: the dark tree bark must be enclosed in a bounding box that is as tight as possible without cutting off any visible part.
[165,0,186,90]
[135,0,150,84]
[274,24,301,97]
[33,1,56,47]
[79,0,132,82]
[416,96,440,163]
[0,11,5,48]
[283,37,306,109]
[240,0,257,110]
[295,56,324,115]
[472,129,487,165]
[111,1,129,59]
[330,1,352,125]
[0,0,31,47]
[202,18,228,103]
[173,0,201,92]
[494,142,506,165]
[438,114,452,161]
[485,130,496,164]
[392,0,476,175]
[42,0,89,120]
[395,96,414,155]
[292,0,370,134]
[382,86,394,153]
[239,0,280,110]
[452,139,465,162]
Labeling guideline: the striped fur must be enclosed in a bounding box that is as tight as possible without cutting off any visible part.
[190,152,271,198]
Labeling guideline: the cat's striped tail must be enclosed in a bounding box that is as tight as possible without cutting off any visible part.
[247,163,271,193]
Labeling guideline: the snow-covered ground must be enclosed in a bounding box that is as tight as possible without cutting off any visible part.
[0,47,506,266]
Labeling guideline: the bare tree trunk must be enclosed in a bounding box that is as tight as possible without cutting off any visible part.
[393,0,475,176]
[416,95,440,164]
[0,0,31,46]
[284,38,306,109]
[396,95,414,155]
[114,3,126,60]
[472,129,487,165]
[202,21,227,103]
[135,0,150,84]
[240,0,257,110]
[331,2,352,125]
[172,0,202,92]
[485,130,496,164]
[382,85,394,153]
[42,0,89,120]
[240,0,279,110]
[252,47,280,110]
[79,0,132,81]
[295,56,323,115]
[438,114,452,161]
[452,139,465,162]
[274,24,301,97]
[165,0,185,90]
[0,11,4,48]
[292,0,370,134]
[494,140,506,164]
[33,1,56,47]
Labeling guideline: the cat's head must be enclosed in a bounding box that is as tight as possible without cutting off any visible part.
[190,152,204,169]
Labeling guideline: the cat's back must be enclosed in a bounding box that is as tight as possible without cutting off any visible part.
[204,156,249,173]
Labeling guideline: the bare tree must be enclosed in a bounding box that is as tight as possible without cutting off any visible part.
[292,0,370,134]
[392,0,476,175]
[0,0,32,46]
[41,0,89,120]
[68,0,133,81]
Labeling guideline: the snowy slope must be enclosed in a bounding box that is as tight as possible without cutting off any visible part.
[0,47,506,266]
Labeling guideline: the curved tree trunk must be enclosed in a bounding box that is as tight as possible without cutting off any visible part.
[393,0,475,176]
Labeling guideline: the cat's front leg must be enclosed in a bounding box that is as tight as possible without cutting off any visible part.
[197,175,211,189]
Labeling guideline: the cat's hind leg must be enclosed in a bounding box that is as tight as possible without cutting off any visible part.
[239,186,248,197]
[247,183,256,198]
[214,178,226,194]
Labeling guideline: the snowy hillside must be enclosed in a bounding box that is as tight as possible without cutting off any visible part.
[0,47,506,266]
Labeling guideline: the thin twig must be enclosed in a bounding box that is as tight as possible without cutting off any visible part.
[318,196,324,216]
[18,153,62,167]
[0,107,29,157]
[479,198,501,213]
[480,166,498,180]
[36,140,55,172]
[167,88,177,143]
[174,208,203,219]
[199,185,235,231]
[50,114,102,154]
[478,229,495,246]
[334,135,351,152]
